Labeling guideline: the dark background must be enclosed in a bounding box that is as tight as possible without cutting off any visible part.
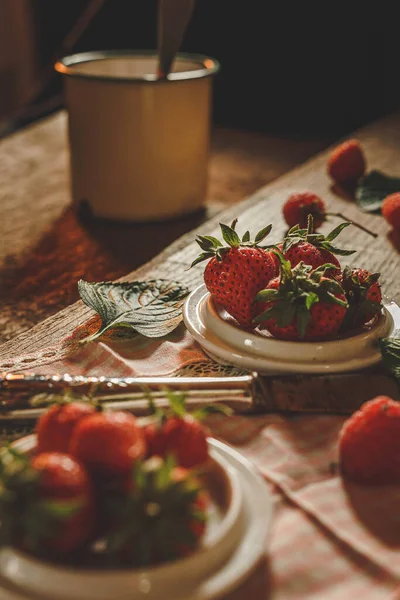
[12,1,400,136]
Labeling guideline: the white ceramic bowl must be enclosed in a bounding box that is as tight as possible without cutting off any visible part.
[183,284,397,374]
[0,435,244,600]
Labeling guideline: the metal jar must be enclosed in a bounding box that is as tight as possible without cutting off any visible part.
[55,51,220,221]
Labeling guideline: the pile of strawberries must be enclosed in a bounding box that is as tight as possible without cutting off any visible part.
[192,216,382,341]
[0,396,212,567]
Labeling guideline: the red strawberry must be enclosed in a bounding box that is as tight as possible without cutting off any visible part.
[103,457,208,566]
[283,192,326,229]
[327,139,366,185]
[69,411,146,476]
[143,391,217,468]
[282,193,377,238]
[145,414,209,469]
[0,449,94,557]
[338,266,382,329]
[254,253,348,340]
[338,396,400,485]
[282,216,355,274]
[36,400,95,454]
[190,219,277,327]
[382,192,400,229]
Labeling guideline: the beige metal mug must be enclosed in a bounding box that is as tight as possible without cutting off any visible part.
[55,51,220,221]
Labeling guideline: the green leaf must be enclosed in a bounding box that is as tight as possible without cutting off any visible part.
[379,337,400,378]
[193,403,233,420]
[190,252,215,268]
[196,235,222,250]
[324,292,348,307]
[324,222,352,242]
[305,292,319,310]
[36,498,83,519]
[242,230,250,243]
[254,224,272,244]
[296,305,311,338]
[276,302,296,328]
[219,223,241,247]
[322,243,356,257]
[78,279,189,342]
[165,391,187,417]
[356,170,400,212]
[273,250,292,281]
[254,288,279,302]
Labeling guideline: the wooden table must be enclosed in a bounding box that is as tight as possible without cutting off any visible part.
[0,111,332,345]
[1,110,400,600]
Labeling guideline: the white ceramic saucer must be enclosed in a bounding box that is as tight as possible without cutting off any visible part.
[0,437,272,600]
[183,284,397,375]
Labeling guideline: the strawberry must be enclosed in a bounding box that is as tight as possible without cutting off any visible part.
[382,192,400,229]
[103,456,208,566]
[338,266,382,330]
[190,219,277,327]
[254,253,348,340]
[69,411,146,476]
[143,392,214,469]
[327,139,366,185]
[283,192,326,229]
[0,449,94,557]
[282,216,355,274]
[36,400,95,454]
[282,192,377,237]
[338,396,400,485]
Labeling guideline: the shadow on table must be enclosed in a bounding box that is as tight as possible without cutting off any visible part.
[388,228,400,253]
[0,202,212,340]
[342,479,400,548]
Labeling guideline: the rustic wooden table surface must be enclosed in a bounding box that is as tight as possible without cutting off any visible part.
[0,111,333,344]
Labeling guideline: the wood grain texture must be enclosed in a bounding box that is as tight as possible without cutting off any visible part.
[1,110,399,365]
[0,111,331,343]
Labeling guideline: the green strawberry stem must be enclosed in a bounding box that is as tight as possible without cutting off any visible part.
[190,219,274,268]
[324,212,377,238]
[254,251,348,337]
[283,214,356,256]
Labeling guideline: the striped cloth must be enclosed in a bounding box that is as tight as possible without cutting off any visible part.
[4,326,400,599]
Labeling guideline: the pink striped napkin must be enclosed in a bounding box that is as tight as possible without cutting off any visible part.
[4,323,400,599]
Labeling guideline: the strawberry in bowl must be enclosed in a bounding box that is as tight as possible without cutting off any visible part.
[254,252,348,341]
[0,397,242,586]
[0,447,95,559]
[190,219,278,327]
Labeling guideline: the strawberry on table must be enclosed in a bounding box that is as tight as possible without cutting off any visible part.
[338,396,400,485]
[69,410,146,476]
[327,139,366,185]
[338,266,382,329]
[36,400,95,454]
[0,449,94,557]
[382,192,400,230]
[190,219,277,327]
[283,192,326,229]
[254,253,348,340]
[282,216,355,274]
[103,456,208,566]
[282,192,377,237]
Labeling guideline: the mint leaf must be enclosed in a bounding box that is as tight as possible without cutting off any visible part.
[379,337,400,379]
[356,170,400,212]
[78,279,189,343]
